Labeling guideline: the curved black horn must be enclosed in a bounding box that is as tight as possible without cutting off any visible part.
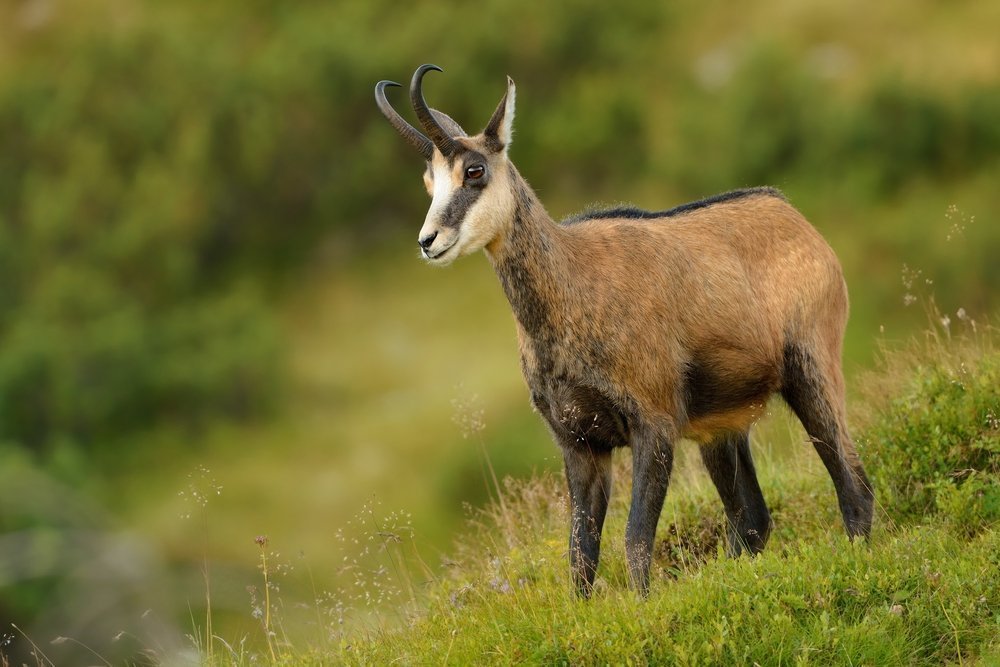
[410,64,460,157]
[375,80,433,160]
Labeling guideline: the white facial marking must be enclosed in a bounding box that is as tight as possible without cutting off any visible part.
[417,155,461,264]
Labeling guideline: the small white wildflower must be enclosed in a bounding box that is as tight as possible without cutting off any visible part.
[451,388,486,438]
[944,204,975,241]
[900,264,921,290]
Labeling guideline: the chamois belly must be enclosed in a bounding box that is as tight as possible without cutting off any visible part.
[680,352,779,444]
[682,404,769,443]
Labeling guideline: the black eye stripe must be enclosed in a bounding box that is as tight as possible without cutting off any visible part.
[440,186,485,229]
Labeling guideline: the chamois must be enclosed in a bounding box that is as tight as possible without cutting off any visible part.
[375,65,874,596]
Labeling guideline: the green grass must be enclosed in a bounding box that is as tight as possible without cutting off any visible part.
[341,525,997,665]
[191,321,999,665]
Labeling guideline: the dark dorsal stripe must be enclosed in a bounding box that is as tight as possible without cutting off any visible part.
[562,187,786,225]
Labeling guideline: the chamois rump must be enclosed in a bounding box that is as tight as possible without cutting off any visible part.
[375,64,874,596]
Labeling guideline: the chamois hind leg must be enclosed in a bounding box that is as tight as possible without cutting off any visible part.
[561,446,613,597]
[782,343,874,538]
[699,431,772,556]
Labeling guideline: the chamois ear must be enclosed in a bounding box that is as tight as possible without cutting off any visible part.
[483,76,516,153]
[429,108,468,139]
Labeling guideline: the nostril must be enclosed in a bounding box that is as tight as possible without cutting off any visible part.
[418,231,438,250]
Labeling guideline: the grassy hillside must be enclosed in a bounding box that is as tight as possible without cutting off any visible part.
[180,319,999,665]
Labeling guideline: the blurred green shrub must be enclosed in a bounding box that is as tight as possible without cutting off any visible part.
[0,16,291,455]
[669,47,1000,197]
[0,259,280,452]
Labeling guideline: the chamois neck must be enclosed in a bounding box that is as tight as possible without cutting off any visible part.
[485,165,569,342]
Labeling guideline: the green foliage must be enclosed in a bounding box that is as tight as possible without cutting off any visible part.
[0,10,296,454]
[861,334,1000,521]
[0,281,279,452]
[935,471,1000,537]
[670,47,1000,198]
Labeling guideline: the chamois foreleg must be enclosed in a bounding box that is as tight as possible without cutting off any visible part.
[625,424,674,596]
[562,446,613,597]
[699,431,772,555]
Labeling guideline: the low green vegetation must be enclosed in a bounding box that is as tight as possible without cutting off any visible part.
[862,328,999,527]
[220,324,997,665]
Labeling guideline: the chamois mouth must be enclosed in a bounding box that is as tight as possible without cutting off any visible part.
[422,240,457,263]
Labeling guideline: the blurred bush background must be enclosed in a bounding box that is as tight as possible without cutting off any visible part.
[0,0,998,661]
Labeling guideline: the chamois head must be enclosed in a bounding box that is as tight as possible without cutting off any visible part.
[376,64,517,265]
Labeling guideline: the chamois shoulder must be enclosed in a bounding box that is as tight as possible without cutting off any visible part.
[561,187,787,225]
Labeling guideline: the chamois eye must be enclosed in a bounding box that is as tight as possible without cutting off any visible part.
[465,165,485,180]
